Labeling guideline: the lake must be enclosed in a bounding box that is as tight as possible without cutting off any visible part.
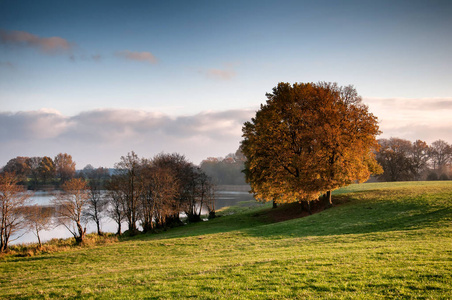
[12,186,254,245]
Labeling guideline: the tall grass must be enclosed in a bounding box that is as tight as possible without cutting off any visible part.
[1,181,451,299]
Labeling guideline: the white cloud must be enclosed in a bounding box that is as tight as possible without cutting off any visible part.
[0,108,255,168]
[363,97,452,143]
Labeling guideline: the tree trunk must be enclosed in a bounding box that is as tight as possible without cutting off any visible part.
[116,222,122,236]
[326,190,333,207]
[36,229,42,249]
[272,200,277,209]
[96,220,103,236]
[76,221,85,243]
[306,201,312,215]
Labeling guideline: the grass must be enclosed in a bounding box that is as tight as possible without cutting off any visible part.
[1,181,451,299]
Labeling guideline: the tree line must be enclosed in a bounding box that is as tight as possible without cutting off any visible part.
[1,153,77,189]
[376,138,452,181]
[200,147,247,185]
[0,152,215,251]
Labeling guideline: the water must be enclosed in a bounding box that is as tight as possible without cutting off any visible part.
[11,187,254,245]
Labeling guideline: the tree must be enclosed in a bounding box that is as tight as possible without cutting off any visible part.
[26,157,42,189]
[105,175,126,235]
[0,172,31,252]
[376,138,416,181]
[52,178,89,243]
[114,152,143,235]
[82,166,110,235]
[2,157,30,184]
[25,205,54,248]
[54,153,76,184]
[411,140,430,180]
[38,156,55,184]
[200,148,247,185]
[430,140,452,172]
[139,162,179,231]
[241,82,381,209]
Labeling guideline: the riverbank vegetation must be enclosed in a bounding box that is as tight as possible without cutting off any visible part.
[1,181,451,299]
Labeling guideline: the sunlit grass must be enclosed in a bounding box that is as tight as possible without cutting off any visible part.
[1,181,451,299]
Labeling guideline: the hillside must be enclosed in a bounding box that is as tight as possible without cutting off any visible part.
[1,181,451,299]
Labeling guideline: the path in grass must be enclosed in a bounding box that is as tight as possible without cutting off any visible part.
[1,181,451,299]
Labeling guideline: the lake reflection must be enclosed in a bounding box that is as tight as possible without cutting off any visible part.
[12,186,254,245]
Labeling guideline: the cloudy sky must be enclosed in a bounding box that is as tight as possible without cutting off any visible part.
[1,0,451,168]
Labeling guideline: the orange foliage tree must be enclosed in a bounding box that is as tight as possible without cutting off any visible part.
[241,82,382,209]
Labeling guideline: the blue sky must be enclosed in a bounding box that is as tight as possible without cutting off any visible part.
[1,0,451,168]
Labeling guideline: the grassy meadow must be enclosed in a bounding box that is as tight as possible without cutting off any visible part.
[1,181,452,299]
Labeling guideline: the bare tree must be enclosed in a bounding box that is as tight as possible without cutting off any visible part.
[114,152,143,235]
[82,166,110,235]
[25,205,54,249]
[140,163,179,231]
[106,175,126,235]
[430,140,452,173]
[0,172,31,252]
[376,138,415,181]
[410,140,430,180]
[52,178,89,243]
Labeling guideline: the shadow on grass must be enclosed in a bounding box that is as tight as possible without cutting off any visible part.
[127,186,452,242]
[242,190,452,239]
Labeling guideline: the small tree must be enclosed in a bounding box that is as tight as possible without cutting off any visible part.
[25,205,54,249]
[430,140,452,172]
[52,178,89,243]
[54,153,76,184]
[114,152,143,235]
[0,172,31,252]
[38,156,56,184]
[106,175,126,235]
[2,157,30,184]
[82,166,110,235]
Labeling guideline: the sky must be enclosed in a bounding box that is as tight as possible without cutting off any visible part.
[1,0,451,168]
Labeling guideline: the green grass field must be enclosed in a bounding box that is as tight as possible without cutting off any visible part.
[1,181,452,299]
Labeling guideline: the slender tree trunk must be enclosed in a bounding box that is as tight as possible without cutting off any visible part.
[37,235,42,249]
[96,220,102,236]
[116,223,122,236]
[326,190,333,207]
[306,201,312,215]
[272,200,277,209]
[76,221,85,243]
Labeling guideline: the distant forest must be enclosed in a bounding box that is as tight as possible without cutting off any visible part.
[0,138,451,190]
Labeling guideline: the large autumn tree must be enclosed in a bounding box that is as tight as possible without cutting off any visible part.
[241,82,382,209]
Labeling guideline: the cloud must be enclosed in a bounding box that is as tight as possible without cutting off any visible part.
[363,97,452,143]
[365,97,452,111]
[116,50,158,64]
[0,29,74,54]
[204,68,236,80]
[70,54,103,62]
[200,67,236,80]
[0,108,255,168]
